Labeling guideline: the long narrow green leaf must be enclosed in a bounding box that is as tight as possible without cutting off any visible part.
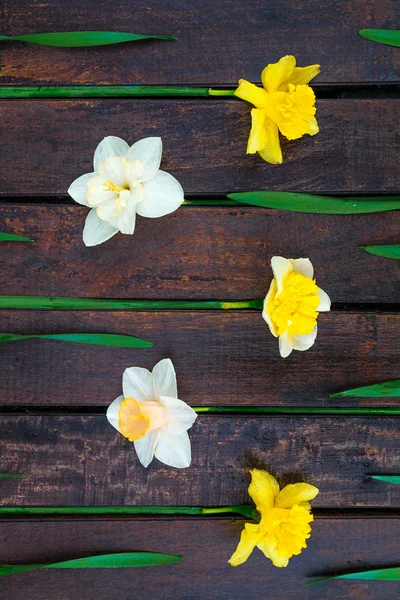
[227,192,400,214]
[362,245,400,260]
[0,86,235,99]
[331,380,400,398]
[359,29,400,47]
[0,552,181,577]
[0,32,176,47]
[0,474,26,479]
[307,567,400,585]
[0,333,153,348]
[368,475,400,485]
[0,233,33,242]
[0,297,262,311]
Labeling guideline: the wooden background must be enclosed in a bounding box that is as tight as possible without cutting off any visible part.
[0,1,399,598]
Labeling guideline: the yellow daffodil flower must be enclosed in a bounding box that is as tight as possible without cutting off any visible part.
[229,469,319,568]
[234,55,320,164]
[263,256,331,358]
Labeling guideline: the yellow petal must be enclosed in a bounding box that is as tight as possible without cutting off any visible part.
[247,109,270,154]
[283,64,321,90]
[262,278,278,337]
[234,79,269,108]
[257,119,283,164]
[248,469,279,512]
[228,522,263,566]
[261,55,296,93]
[305,116,319,136]
[257,537,290,568]
[275,483,319,509]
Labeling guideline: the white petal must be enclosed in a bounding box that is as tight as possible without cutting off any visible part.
[106,395,124,433]
[159,395,198,433]
[125,137,162,182]
[292,326,318,351]
[279,331,294,358]
[107,189,139,235]
[122,366,155,402]
[82,208,119,247]
[317,287,331,312]
[270,256,292,294]
[289,258,313,279]
[154,431,192,468]
[93,136,129,171]
[68,172,95,206]
[137,171,184,218]
[262,279,278,337]
[98,156,128,187]
[134,429,161,468]
[152,358,178,399]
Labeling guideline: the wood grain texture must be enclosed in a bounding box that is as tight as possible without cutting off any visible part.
[0,415,399,507]
[0,311,399,407]
[1,517,400,600]
[0,0,398,85]
[0,100,399,195]
[0,205,399,302]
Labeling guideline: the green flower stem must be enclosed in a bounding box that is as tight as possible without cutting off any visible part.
[193,406,400,416]
[0,296,262,311]
[0,505,254,517]
[0,86,236,99]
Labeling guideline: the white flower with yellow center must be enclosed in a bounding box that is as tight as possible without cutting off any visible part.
[68,136,184,246]
[263,257,331,358]
[107,359,197,469]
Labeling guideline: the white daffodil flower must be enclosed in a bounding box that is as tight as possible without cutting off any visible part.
[68,136,184,246]
[107,359,197,469]
[263,257,331,358]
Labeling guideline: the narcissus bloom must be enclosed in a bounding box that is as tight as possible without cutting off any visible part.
[68,136,184,246]
[263,256,330,358]
[107,359,197,468]
[229,469,319,568]
[235,55,320,164]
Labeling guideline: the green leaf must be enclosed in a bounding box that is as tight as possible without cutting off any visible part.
[0,333,153,348]
[0,32,176,47]
[0,553,182,577]
[331,380,400,398]
[361,245,400,260]
[359,29,400,47]
[307,567,400,585]
[0,297,262,311]
[368,475,400,485]
[0,233,33,242]
[193,406,400,415]
[227,192,400,214]
[0,474,27,479]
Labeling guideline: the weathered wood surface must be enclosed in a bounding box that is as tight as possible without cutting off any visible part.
[1,205,399,303]
[0,311,399,407]
[1,517,400,600]
[0,100,399,195]
[0,0,398,86]
[0,415,399,507]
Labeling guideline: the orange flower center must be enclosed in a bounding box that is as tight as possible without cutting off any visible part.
[118,397,166,442]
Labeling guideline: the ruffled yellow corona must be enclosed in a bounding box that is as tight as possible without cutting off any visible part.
[229,469,319,568]
[235,55,320,164]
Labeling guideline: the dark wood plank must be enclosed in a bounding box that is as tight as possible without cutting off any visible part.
[1,517,400,600]
[1,205,399,303]
[0,415,399,507]
[0,100,399,195]
[1,0,398,85]
[0,311,399,407]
